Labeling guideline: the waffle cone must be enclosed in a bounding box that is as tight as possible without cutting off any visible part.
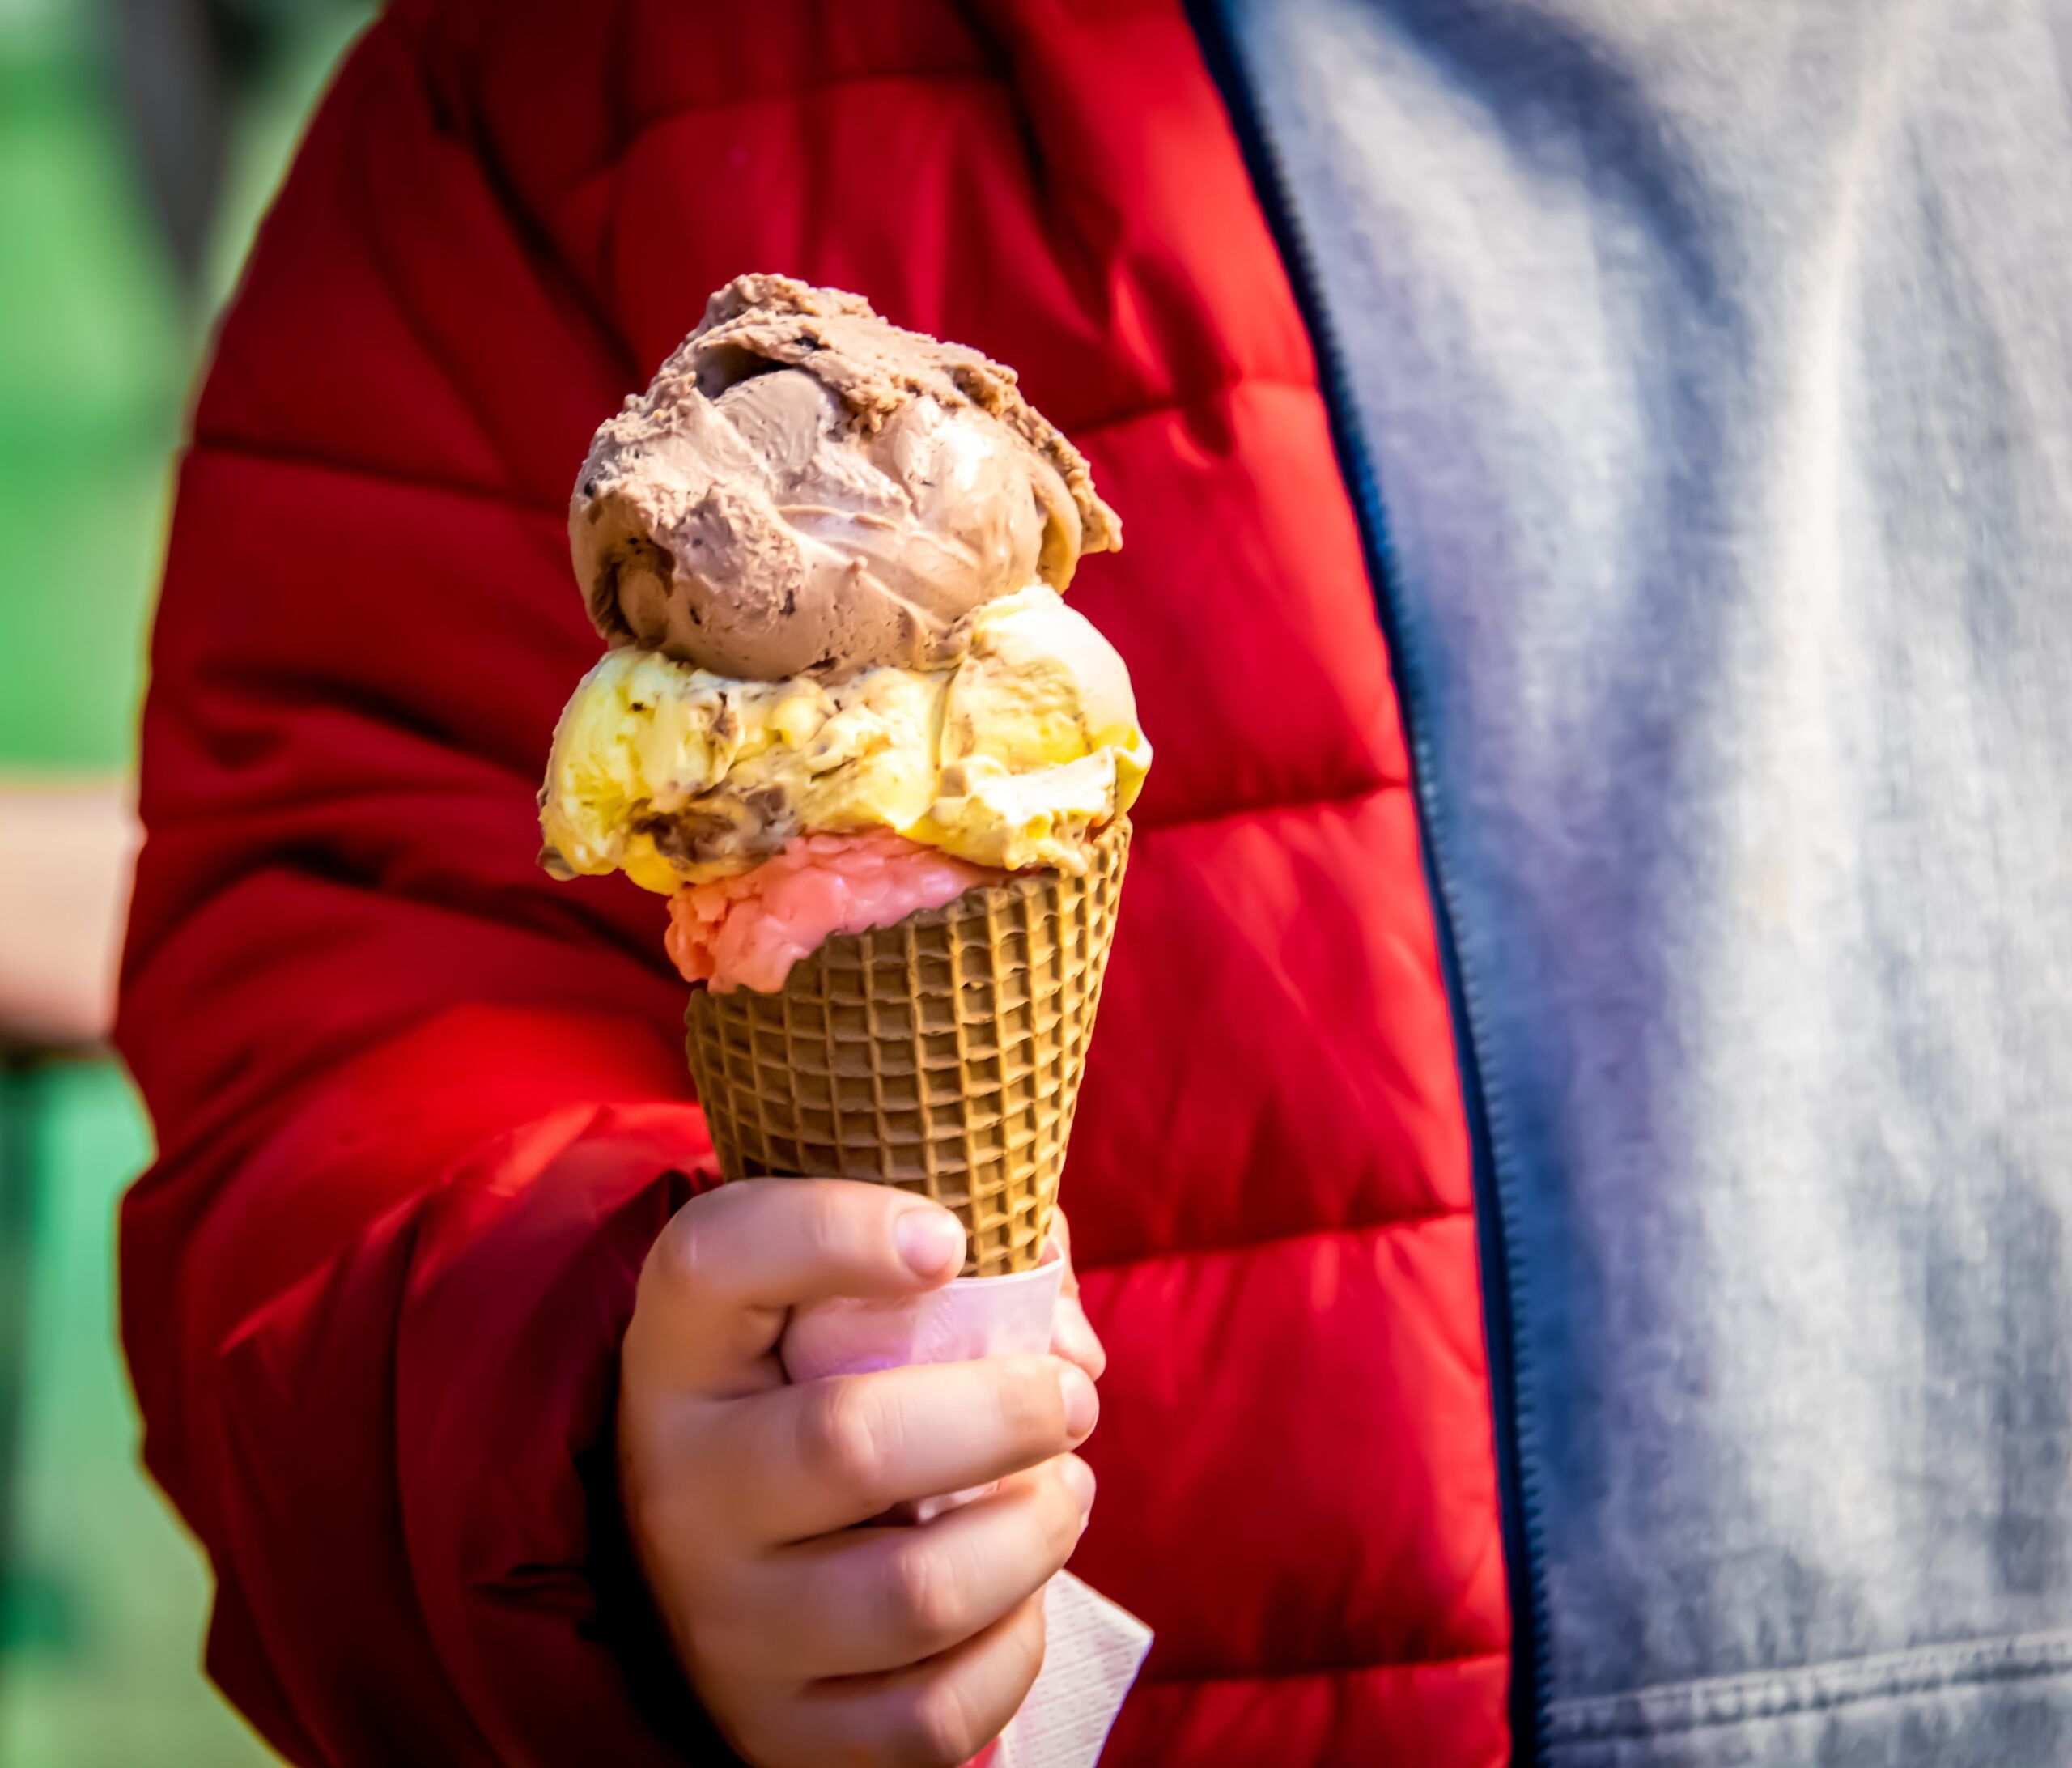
[685,818,1130,1277]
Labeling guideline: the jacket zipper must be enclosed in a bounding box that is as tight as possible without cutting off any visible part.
[1179,3,1549,1757]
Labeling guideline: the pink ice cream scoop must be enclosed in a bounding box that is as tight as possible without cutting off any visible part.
[664,830,1003,993]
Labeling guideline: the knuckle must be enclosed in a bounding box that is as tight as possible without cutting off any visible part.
[798,1181,876,1272]
[800,1380,886,1499]
[901,1677,984,1768]
[997,1358,1065,1445]
[884,1541,964,1646]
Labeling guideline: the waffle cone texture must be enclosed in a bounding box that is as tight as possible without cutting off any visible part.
[686,818,1131,1277]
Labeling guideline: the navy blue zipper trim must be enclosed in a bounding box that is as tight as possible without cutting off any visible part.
[1178,4,1549,1757]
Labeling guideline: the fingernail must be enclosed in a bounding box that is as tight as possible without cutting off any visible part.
[1058,1362,1099,1439]
[895,1206,964,1279]
[1059,1454,1097,1515]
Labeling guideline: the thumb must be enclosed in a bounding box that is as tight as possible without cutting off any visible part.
[627,1177,965,1399]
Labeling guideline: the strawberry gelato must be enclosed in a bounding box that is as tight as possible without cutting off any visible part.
[664,830,1003,992]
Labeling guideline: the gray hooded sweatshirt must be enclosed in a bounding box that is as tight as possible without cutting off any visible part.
[1201,2,2072,1762]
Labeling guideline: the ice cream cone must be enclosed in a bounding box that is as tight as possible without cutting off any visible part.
[686,818,1131,1277]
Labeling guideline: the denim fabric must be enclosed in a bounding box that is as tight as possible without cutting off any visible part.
[1208,2,2072,1762]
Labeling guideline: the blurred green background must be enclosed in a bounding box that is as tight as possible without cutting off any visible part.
[1,1,369,1761]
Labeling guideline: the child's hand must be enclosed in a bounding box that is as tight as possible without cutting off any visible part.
[618,1179,1101,1768]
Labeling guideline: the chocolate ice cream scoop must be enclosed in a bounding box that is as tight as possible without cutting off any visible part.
[571,274,1121,680]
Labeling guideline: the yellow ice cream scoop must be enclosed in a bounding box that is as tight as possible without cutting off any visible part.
[540,585,1150,890]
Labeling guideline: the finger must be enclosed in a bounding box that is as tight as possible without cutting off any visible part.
[766,1592,1051,1768]
[706,1355,1098,1543]
[1051,1209,1078,1297]
[1050,1295,1106,1381]
[629,1179,966,1398]
[1045,1210,1106,1379]
[741,1458,1092,1680]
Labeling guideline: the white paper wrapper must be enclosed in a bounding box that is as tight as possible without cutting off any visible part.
[779,1257,1151,1768]
[991,1573,1153,1768]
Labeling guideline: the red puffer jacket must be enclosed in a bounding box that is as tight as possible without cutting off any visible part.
[117,1,1511,1762]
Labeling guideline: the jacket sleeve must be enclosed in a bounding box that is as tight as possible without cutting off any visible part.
[114,12,732,1762]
